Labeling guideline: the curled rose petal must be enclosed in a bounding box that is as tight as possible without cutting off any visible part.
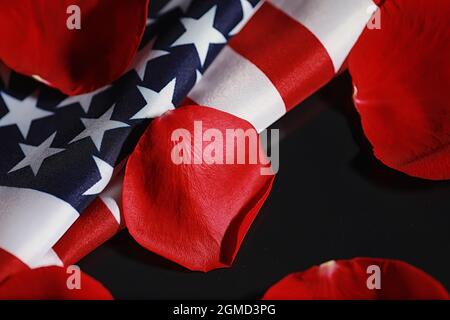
[348,0,450,180]
[0,266,113,300]
[0,0,148,95]
[262,258,450,300]
[123,105,275,271]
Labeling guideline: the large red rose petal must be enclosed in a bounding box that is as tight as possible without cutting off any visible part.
[0,266,113,300]
[262,258,450,300]
[0,0,148,95]
[123,105,275,272]
[349,0,450,180]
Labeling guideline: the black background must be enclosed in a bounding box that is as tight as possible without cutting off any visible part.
[79,73,450,299]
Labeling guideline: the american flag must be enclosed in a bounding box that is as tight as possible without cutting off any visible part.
[0,0,377,280]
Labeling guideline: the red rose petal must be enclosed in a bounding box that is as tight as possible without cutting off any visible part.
[348,0,450,180]
[123,105,275,271]
[0,266,113,300]
[0,0,148,95]
[263,258,450,300]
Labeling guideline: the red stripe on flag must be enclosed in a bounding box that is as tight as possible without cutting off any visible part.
[230,3,335,111]
[53,199,121,266]
[0,248,29,283]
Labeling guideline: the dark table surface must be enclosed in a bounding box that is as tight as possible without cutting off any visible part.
[79,73,450,299]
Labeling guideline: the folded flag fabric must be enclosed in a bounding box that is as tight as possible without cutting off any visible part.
[0,172,124,282]
[0,0,262,280]
[187,0,377,131]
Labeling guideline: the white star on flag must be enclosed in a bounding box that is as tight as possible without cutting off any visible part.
[70,104,129,151]
[129,38,170,81]
[131,78,176,120]
[83,156,114,196]
[159,0,192,15]
[171,6,226,66]
[56,85,111,113]
[0,91,53,138]
[9,132,65,176]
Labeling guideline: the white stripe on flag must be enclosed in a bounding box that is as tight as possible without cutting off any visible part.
[99,171,124,224]
[0,186,78,267]
[28,248,63,269]
[188,46,286,133]
[269,0,377,72]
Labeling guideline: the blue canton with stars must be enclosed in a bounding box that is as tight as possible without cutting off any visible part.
[0,0,260,214]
